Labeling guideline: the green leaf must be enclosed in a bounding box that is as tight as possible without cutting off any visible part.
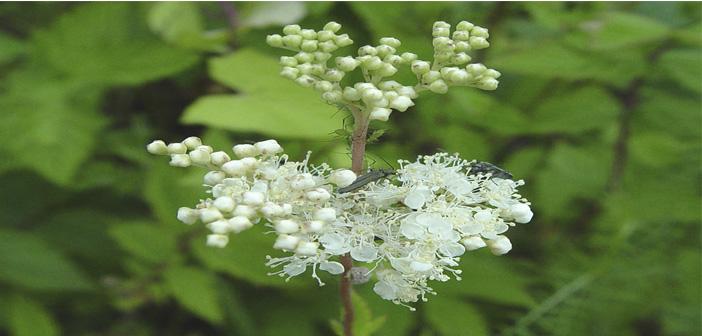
[634,88,702,140]
[143,161,204,229]
[238,2,307,29]
[163,266,224,324]
[8,295,59,336]
[109,222,179,264]
[439,126,490,161]
[148,2,228,52]
[33,2,199,86]
[530,86,620,134]
[0,229,93,291]
[434,252,534,307]
[192,224,310,288]
[331,292,386,336]
[182,48,342,139]
[534,142,611,220]
[658,49,702,93]
[0,32,24,65]
[439,90,530,136]
[0,70,105,185]
[629,132,690,168]
[425,296,488,336]
[358,286,414,336]
[566,12,671,50]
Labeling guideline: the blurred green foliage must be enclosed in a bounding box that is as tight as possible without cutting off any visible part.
[0,2,700,336]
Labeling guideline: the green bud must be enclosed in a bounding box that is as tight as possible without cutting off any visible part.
[376,63,398,77]
[282,34,303,48]
[343,87,361,101]
[477,78,498,90]
[300,29,317,40]
[434,51,454,63]
[433,37,452,49]
[469,36,489,49]
[456,21,474,31]
[432,27,450,38]
[363,56,384,70]
[422,70,441,84]
[295,75,315,87]
[318,41,337,53]
[310,64,325,76]
[379,37,401,48]
[384,54,403,66]
[322,90,343,103]
[440,66,460,78]
[317,30,335,42]
[280,67,300,80]
[433,21,451,30]
[297,63,313,75]
[455,41,471,52]
[324,21,342,33]
[376,45,396,58]
[358,45,377,56]
[334,34,353,47]
[301,40,318,52]
[362,88,384,102]
[484,69,501,79]
[295,52,314,63]
[283,24,302,35]
[471,26,489,38]
[314,80,334,92]
[452,52,471,65]
[336,56,359,72]
[266,34,283,48]
[452,31,470,41]
[324,69,345,82]
[411,60,431,75]
[314,51,332,62]
[280,56,298,67]
[401,52,418,63]
[466,63,487,75]
[428,79,449,94]
[448,69,469,83]
[384,90,399,101]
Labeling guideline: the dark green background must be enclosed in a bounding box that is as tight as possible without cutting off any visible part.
[0,2,699,336]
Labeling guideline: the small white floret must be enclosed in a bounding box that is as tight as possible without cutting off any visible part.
[275,219,299,234]
[273,234,300,251]
[206,234,229,248]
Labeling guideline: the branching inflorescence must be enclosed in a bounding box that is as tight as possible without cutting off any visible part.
[147,20,531,313]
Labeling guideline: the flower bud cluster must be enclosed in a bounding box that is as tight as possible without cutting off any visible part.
[148,140,531,307]
[268,20,501,123]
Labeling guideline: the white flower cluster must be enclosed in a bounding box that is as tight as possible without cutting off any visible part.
[267,21,501,122]
[147,140,532,307]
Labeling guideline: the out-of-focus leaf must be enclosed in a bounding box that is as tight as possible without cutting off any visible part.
[441,90,530,136]
[217,278,257,336]
[662,249,702,335]
[503,147,546,180]
[193,224,309,288]
[163,266,224,324]
[144,161,204,229]
[634,88,702,140]
[629,132,690,168]
[8,295,59,336]
[439,126,490,161]
[148,2,228,52]
[434,252,534,307]
[534,142,611,220]
[109,221,179,264]
[673,22,702,46]
[0,32,24,65]
[238,2,307,29]
[0,171,68,227]
[0,229,93,291]
[567,12,671,50]
[331,292,386,336]
[0,71,104,185]
[33,3,198,86]
[182,49,341,138]
[530,86,620,134]
[358,286,414,336]
[425,296,488,336]
[658,49,702,93]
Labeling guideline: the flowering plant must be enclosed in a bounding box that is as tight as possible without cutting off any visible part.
[148,19,531,334]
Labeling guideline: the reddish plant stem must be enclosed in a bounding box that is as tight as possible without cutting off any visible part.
[339,107,369,336]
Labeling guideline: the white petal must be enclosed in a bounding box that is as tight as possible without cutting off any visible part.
[350,246,379,262]
[410,261,434,272]
[487,235,512,255]
[373,280,397,300]
[400,221,425,239]
[283,262,307,276]
[403,190,426,209]
[320,261,345,275]
[439,242,466,257]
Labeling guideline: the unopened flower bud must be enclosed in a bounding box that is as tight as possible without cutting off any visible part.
[510,203,533,223]
[291,173,316,190]
[358,45,377,56]
[315,208,336,222]
[369,107,392,121]
[487,235,512,255]
[469,36,489,49]
[295,52,314,63]
[307,220,325,233]
[169,154,191,167]
[429,79,449,94]
[233,144,259,158]
[200,208,223,224]
[317,30,335,42]
[466,63,487,75]
[471,26,489,38]
[336,56,359,72]
[167,143,187,154]
[477,78,499,91]
[376,45,396,57]
[243,191,265,206]
[301,40,318,52]
[274,234,300,250]
[379,37,401,48]
[377,63,398,77]
[401,52,418,63]
[433,27,450,37]
[389,96,414,112]
[208,219,232,234]
[189,148,211,165]
[306,188,331,202]
[147,140,168,155]
[295,241,319,256]
[456,20,474,31]
[234,205,256,218]
[280,67,299,80]
[213,196,236,213]
[266,34,284,47]
[461,236,487,251]
[334,34,353,47]
[282,34,303,48]
[282,24,301,35]
[255,140,283,156]
[203,171,226,185]
[324,21,342,32]
[422,70,441,84]
[299,29,317,40]
[275,219,300,234]
[206,234,228,248]
[222,160,247,176]
[314,80,334,92]
[228,216,253,233]
[182,136,202,150]
[324,69,345,82]
[295,75,315,87]
[485,69,501,79]
[177,207,199,225]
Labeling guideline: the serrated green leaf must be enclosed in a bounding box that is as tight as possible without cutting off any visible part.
[33,2,199,86]
[530,86,620,134]
[163,266,224,324]
[658,49,702,93]
[0,229,93,291]
[425,296,488,336]
[109,222,179,264]
[8,295,59,336]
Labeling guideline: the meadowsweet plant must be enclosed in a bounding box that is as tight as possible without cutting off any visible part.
[149,20,530,335]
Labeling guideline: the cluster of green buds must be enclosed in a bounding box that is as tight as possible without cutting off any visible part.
[267,20,500,122]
